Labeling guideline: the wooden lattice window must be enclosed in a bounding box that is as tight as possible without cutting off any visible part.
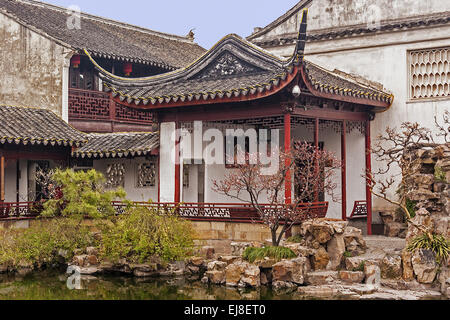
[409,47,450,100]
[106,163,125,188]
[136,162,156,188]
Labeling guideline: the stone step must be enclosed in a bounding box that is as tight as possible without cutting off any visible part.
[363,236,406,252]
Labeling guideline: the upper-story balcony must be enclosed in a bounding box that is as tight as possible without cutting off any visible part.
[68,88,157,133]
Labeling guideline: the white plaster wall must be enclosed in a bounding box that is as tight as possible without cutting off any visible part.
[160,122,176,202]
[182,164,198,203]
[93,157,158,202]
[0,12,69,116]
[345,129,367,217]
[4,161,16,202]
[251,0,450,55]
[305,38,450,210]
[18,160,28,202]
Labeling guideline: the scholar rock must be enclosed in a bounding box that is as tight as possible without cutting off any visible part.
[339,270,365,283]
[412,249,438,284]
[401,249,415,281]
[205,270,226,284]
[272,257,307,285]
[305,271,339,285]
[326,234,346,270]
[380,254,402,279]
[207,261,227,272]
[312,246,330,270]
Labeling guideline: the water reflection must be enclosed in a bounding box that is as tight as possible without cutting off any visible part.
[0,271,444,300]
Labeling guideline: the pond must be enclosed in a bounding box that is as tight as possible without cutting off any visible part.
[0,270,445,300]
[0,270,323,300]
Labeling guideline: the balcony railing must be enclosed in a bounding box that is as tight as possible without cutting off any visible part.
[68,88,155,124]
[112,201,329,223]
[0,202,43,220]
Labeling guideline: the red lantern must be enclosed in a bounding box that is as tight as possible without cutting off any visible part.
[123,62,133,76]
[71,55,81,68]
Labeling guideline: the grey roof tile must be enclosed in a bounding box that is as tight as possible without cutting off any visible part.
[72,132,159,159]
[0,105,87,146]
[0,0,206,69]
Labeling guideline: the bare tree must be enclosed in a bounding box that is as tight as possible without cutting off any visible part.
[367,113,449,239]
[213,141,340,246]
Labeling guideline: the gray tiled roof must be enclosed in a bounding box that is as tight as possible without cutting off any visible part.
[0,105,87,147]
[0,0,206,69]
[98,34,392,108]
[72,132,159,159]
[98,34,298,106]
[303,61,393,104]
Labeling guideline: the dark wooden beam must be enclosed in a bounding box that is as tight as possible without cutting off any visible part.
[0,150,68,161]
[365,121,373,235]
[175,121,181,204]
[341,121,347,221]
[314,118,319,202]
[0,155,4,202]
[284,113,292,205]
[293,107,369,121]
[159,103,285,123]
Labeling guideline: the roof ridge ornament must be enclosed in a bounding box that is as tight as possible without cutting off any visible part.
[292,9,308,65]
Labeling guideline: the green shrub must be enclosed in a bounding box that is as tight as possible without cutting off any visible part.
[286,234,303,243]
[352,261,365,272]
[343,251,353,258]
[0,219,95,268]
[100,205,195,263]
[41,168,126,219]
[407,233,449,264]
[405,198,417,219]
[434,166,446,182]
[242,246,297,263]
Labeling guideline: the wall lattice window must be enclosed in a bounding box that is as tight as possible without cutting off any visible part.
[136,162,156,188]
[409,47,450,99]
[106,163,125,188]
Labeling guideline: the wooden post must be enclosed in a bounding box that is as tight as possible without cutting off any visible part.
[314,118,319,202]
[284,113,292,205]
[365,121,373,235]
[341,121,347,221]
[175,122,181,204]
[0,155,5,202]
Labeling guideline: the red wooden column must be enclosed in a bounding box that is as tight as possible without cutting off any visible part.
[174,122,181,203]
[314,118,320,202]
[341,121,347,221]
[365,121,373,235]
[0,155,5,202]
[284,113,292,204]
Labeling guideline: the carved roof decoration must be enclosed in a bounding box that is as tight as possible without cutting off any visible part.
[72,132,159,159]
[0,0,206,70]
[0,105,88,147]
[94,10,393,111]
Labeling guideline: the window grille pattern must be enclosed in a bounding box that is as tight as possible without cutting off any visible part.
[136,162,156,188]
[410,47,450,99]
[106,163,125,188]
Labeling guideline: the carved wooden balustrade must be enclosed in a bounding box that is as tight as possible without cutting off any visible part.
[0,201,329,223]
[0,202,43,219]
[68,89,155,125]
[111,201,329,223]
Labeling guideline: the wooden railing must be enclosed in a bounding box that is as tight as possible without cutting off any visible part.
[68,89,155,124]
[112,201,329,223]
[0,202,43,219]
[0,201,329,223]
[348,201,368,220]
